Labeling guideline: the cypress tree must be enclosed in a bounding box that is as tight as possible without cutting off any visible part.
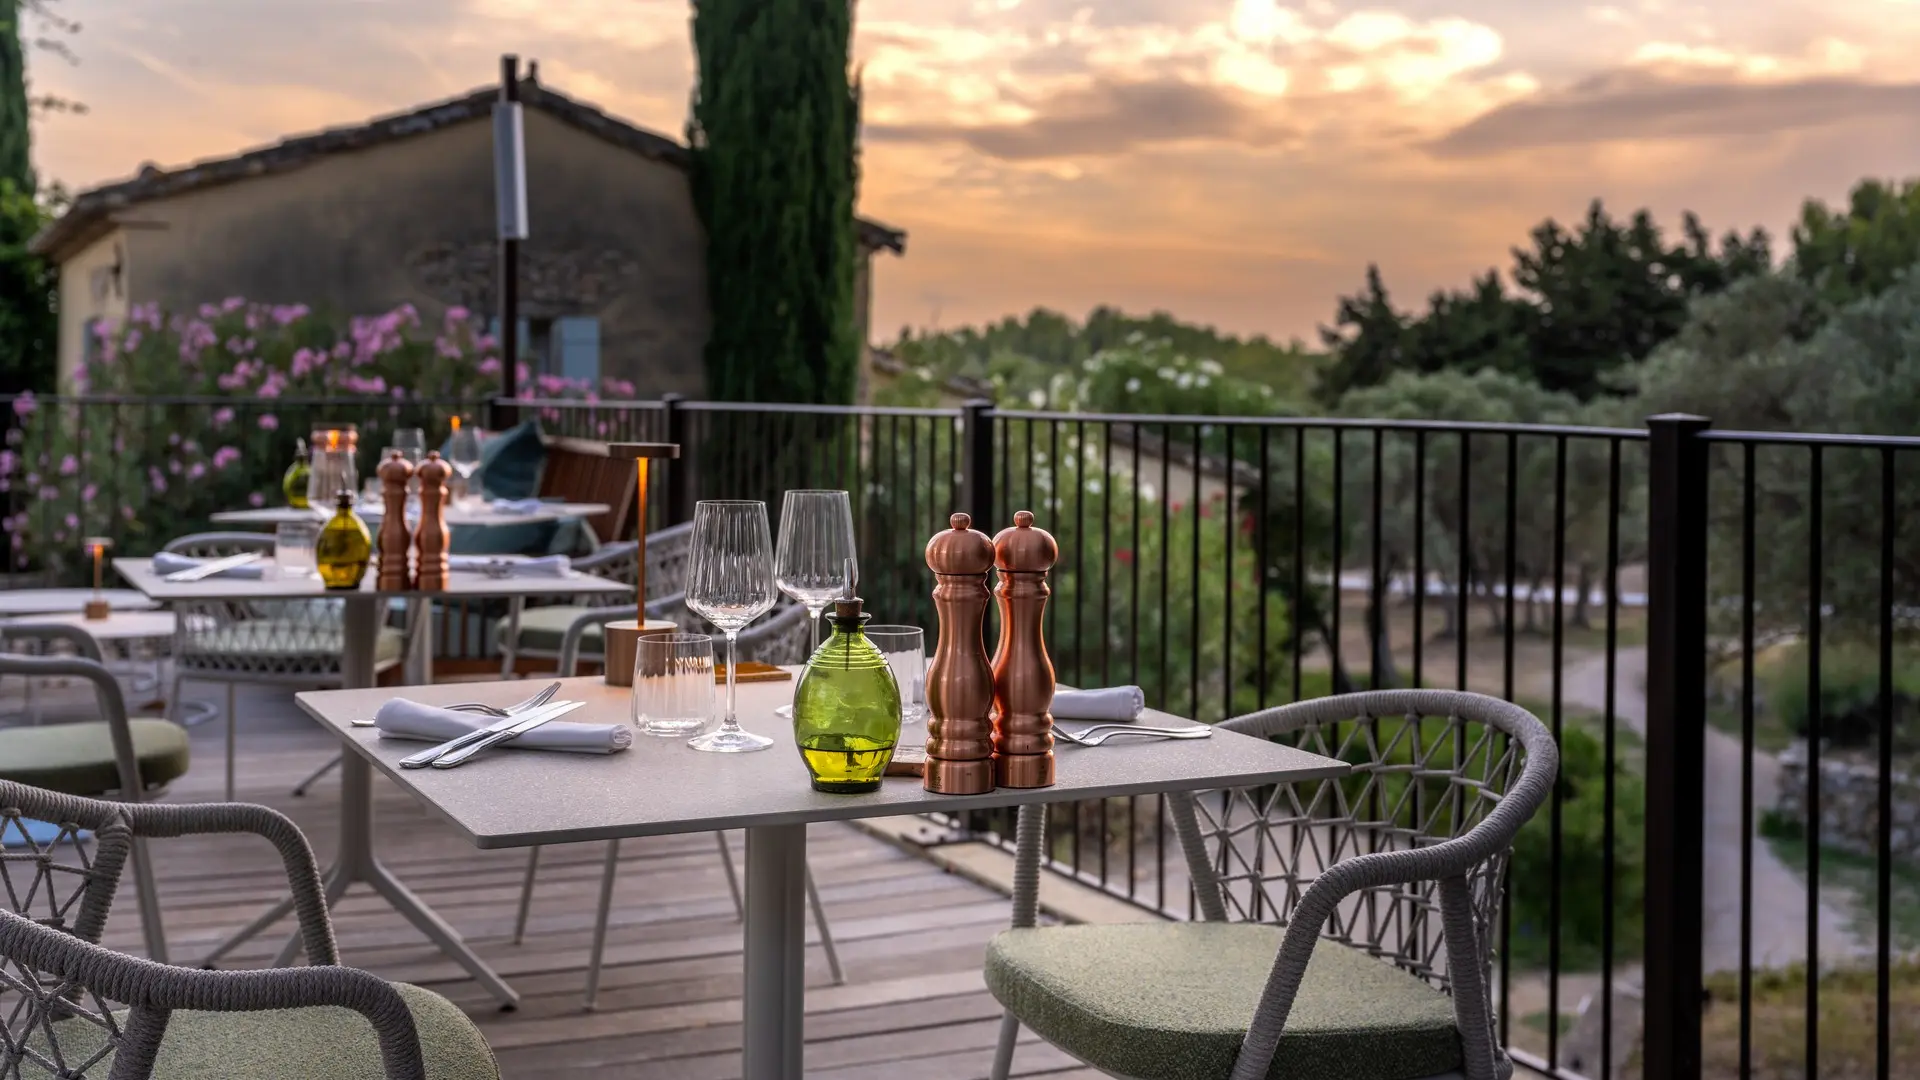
[0,0,52,395]
[690,0,860,404]
[0,0,30,191]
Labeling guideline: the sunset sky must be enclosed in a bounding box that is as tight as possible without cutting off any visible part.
[29,0,1920,345]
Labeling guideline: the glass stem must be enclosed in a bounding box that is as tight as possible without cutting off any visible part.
[807,604,826,654]
[724,629,740,732]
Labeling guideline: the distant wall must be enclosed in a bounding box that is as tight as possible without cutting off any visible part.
[1775,741,1920,862]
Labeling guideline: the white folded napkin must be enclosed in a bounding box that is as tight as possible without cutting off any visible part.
[447,554,573,578]
[489,498,547,515]
[373,698,631,754]
[1052,686,1145,722]
[150,551,268,580]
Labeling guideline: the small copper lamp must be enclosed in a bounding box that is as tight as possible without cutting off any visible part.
[83,537,113,621]
[601,442,682,687]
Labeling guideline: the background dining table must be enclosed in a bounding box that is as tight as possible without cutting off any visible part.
[209,500,612,528]
[111,556,632,1004]
[295,672,1350,1079]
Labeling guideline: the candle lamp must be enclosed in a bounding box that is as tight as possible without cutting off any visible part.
[84,537,112,620]
[601,442,681,688]
[306,424,360,508]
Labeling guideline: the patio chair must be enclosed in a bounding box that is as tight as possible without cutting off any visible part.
[162,533,409,801]
[494,521,693,677]
[986,689,1558,1080]
[509,600,842,1009]
[0,779,499,1079]
[0,627,187,964]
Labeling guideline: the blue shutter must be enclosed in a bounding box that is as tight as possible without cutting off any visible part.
[556,317,601,383]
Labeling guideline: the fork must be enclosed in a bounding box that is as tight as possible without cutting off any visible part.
[351,681,560,727]
[1054,724,1212,747]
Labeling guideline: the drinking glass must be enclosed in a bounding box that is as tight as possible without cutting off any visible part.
[685,501,780,753]
[772,489,856,719]
[864,625,927,748]
[447,420,484,505]
[274,521,319,578]
[393,427,427,463]
[631,633,714,737]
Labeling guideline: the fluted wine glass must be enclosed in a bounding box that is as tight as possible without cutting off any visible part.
[685,500,781,753]
[772,489,857,719]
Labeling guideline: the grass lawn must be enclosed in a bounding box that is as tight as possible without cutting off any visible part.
[1702,962,1920,1079]
[1763,833,1920,953]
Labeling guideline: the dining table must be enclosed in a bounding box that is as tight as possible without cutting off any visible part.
[294,672,1349,1077]
[209,500,611,528]
[110,556,632,1004]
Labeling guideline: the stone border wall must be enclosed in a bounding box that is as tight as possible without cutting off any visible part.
[1775,741,1920,861]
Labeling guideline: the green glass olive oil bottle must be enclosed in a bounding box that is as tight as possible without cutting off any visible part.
[283,437,312,509]
[792,597,902,793]
[315,490,372,590]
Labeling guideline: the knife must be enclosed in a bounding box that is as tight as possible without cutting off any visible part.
[164,551,263,582]
[398,700,581,769]
[430,701,584,769]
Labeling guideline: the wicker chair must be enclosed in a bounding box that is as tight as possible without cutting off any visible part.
[0,627,186,964]
[986,690,1558,1080]
[161,533,409,801]
[509,600,840,1009]
[0,780,499,1079]
[493,522,694,677]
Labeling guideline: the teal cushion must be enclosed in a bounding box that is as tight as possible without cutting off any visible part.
[0,720,191,795]
[37,981,498,1079]
[448,521,559,556]
[494,606,606,655]
[472,420,545,501]
[985,923,1463,1080]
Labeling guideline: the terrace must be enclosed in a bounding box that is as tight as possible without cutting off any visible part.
[4,390,1917,1080]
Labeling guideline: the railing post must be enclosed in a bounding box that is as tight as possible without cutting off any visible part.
[1642,413,1710,1080]
[961,398,995,529]
[662,393,693,526]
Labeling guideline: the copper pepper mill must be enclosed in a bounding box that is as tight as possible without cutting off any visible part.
[413,451,452,592]
[991,510,1058,788]
[923,513,997,795]
[375,450,416,591]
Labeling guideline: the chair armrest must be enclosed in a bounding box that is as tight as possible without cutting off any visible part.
[117,800,339,966]
[0,621,108,663]
[0,909,425,1080]
[0,653,143,798]
[557,604,639,677]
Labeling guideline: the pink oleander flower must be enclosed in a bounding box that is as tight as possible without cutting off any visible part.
[11,392,33,417]
[249,491,266,507]
[58,454,77,476]
[63,513,77,529]
[187,462,206,480]
[259,371,287,398]
[478,357,501,376]
[259,413,279,431]
[272,304,310,326]
[0,450,13,475]
[124,328,143,352]
[445,305,471,324]
[212,446,241,470]
[39,485,58,500]
[81,483,97,502]
[148,467,167,493]
[222,296,245,313]
[213,407,235,426]
[121,505,134,520]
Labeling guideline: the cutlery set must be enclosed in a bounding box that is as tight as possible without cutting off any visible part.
[371,682,584,770]
[1054,723,1211,747]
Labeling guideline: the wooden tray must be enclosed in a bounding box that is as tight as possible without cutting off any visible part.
[714,662,792,683]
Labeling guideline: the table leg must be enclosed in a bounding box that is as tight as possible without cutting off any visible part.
[202,596,520,1008]
[742,823,807,1080]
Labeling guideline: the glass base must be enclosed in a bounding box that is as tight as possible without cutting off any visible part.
[774,703,793,719]
[688,726,774,753]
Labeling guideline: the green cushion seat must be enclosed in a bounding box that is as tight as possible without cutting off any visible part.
[0,720,191,795]
[985,923,1463,1080]
[41,982,497,1079]
[494,606,605,655]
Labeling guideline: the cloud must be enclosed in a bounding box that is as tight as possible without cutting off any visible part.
[865,78,1296,159]
[1427,69,1920,157]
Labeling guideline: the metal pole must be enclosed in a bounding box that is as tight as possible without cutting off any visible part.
[1642,412,1710,1080]
[961,398,995,530]
[494,54,523,430]
[662,393,693,524]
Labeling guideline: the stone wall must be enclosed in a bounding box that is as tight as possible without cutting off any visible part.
[1775,741,1920,861]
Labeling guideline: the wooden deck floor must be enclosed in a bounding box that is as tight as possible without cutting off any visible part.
[15,681,1099,1079]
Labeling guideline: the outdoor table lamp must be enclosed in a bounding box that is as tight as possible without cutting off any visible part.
[84,537,113,620]
[602,442,681,687]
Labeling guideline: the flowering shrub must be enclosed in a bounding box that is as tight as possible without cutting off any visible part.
[0,298,626,577]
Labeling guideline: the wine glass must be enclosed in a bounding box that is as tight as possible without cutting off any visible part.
[772,490,857,718]
[447,420,484,506]
[685,501,781,753]
[393,427,427,463]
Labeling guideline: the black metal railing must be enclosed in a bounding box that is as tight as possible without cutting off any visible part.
[6,391,1915,1080]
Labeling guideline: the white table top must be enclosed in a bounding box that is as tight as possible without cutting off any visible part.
[296,675,1349,850]
[112,557,634,603]
[0,609,177,640]
[0,589,158,616]
[209,502,612,528]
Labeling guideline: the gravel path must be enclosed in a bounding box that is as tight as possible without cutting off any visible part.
[1561,646,1866,973]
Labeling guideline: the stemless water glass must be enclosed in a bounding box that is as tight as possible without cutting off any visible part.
[864,625,927,748]
[631,633,714,737]
[274,521,320,578]
[685,501,781,753]
[773,489,856,719]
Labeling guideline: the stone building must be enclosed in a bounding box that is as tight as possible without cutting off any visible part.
[31,69,906,397]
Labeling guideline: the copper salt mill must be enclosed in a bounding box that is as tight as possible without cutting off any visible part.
[991,510,1058,788]
[923,512,997,795]
[375,450,416,591]
[413,451,452,592]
